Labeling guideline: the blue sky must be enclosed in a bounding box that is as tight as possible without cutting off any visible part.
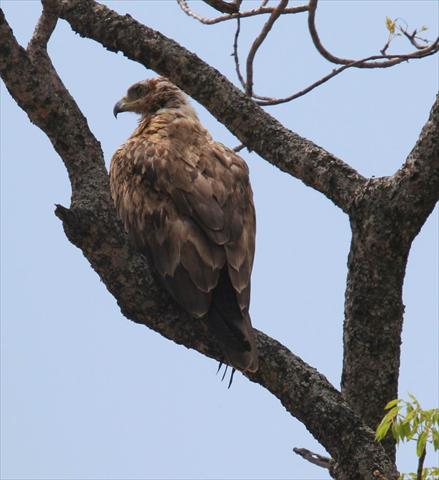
[1,1,438,478]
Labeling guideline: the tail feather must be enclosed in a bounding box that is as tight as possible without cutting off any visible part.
[208,269,258,372]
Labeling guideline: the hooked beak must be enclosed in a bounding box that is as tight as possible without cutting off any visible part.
[113,98,129,118]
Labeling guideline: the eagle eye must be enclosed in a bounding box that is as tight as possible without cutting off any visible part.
[128,84,145,99]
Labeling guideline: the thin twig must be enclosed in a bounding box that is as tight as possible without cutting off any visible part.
[293,447,333,470]
[232,17,246,89]
[245,0,288,96]
[254,55,394,106]
[255,45,439,106]
[307,0,439,68]
[417,447,426,480]
[400,28,429,50]
[177,0,308,25]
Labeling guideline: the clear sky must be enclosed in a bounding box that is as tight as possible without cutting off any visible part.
[1,1,438,479]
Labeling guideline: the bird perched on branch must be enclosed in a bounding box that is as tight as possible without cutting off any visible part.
[110,77,258,378]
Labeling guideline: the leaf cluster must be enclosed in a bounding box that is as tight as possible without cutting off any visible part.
[399,466,439,480]
[376,394,439,453]
[375,394,439,479]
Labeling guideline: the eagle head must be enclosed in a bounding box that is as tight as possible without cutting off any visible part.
[113,77,188,118]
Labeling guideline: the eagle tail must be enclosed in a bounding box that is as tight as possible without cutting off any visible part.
[208,269,258,373]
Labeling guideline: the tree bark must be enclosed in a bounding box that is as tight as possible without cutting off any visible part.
[1,1,437,478]
[342,98,439,460]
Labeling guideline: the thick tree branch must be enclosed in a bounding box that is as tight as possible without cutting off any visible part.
[56,0,365,215]
[27,4,58,56]
[0,7,398,479]
[392,94,439,238]
[341,99,438,461]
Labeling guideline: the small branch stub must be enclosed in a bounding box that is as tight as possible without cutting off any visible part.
[293,447,333,470]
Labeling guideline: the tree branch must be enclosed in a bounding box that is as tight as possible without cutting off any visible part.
[27,2,58,56]
[340,98,438,462]
[391,94,439,240]
[255,56,385,106]
[417,447,426,480]
[293,447,333,470]
[0,5,397,478]
[308,0,439,69]
[177,0,308,25]
[56,0,366,215]
[232,17,245,89]
[245,0,288,96]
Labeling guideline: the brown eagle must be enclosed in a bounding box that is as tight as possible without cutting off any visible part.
[110,77,258,375]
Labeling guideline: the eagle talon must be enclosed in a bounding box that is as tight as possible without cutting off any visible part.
[228,368,236,389]
[221,364,229,382]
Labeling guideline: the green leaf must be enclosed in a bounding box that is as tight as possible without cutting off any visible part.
[408,393,421,409]
[385,398,401,410]
[376,421,391,441]
[392,420,402,442]
[412,416,420,434]
[432,429,439,450]
[416,430,428,457]
[400,421,411,441]
[387,406,400,420]
[404,409,417,424]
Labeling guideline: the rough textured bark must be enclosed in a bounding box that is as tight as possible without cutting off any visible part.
[342,100,439,460]
[1,1,438,478]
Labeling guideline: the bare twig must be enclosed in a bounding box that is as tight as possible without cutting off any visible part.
[177,0,308,25]
[255,60,366,106]
[308,0,439,69]
[232,17,246,89]
[293,447,333,470]
[181,0,438,105]
[245,0,288,96]
[400,27,429,50]
[255,49,439,106]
